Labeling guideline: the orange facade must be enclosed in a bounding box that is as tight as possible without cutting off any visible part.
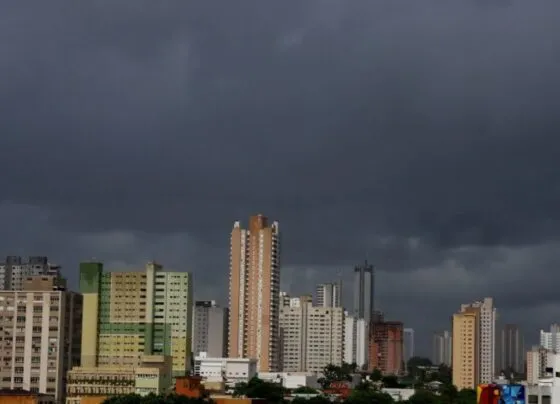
[175,375,205,398]
[368,321,404,374]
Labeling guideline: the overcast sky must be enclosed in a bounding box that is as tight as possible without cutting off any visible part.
[2,0,560,356]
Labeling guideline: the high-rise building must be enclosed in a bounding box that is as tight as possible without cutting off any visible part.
[403,328,415,367]
[279,295,344,372]
[344,313,368,369]
[78,261,193,376]
[0,256,64,291]
[498,324,524,375]
[452,307,479,390]
[540,324,560,352]
[193,300,228,358]
[353,261,374,324]
[315,282,342,308]
[368,316,404,375]
[0,275,82,402]
[452,297,496,389]
[432,331,452,366]
[527,345,551,385]
[228,214,281,372]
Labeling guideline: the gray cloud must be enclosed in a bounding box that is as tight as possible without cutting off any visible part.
[1,0,560,354]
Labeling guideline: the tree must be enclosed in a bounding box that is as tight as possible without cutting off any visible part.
[407,357,433,380]
[406,390,441,404]
[232,376,284,403]
[370,368,383,381]
[456,388,476,404]
[346,389,394,404]
[293,386,319,394]
[381,375,401,388]
[317,364,353,388]
[292,396,331,404]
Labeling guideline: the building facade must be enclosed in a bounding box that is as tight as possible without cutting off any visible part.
[353,261,374,325]
[540,324,560,352]
[344,313,368,369]
[315,282,342,308]
[527,346,550,385]
[452,307,479,390]
[228,215,281,372]
[279,295,344,372]
[193,300,228,358]
[432,330,452,366]
[0,256,63,291]
[78,261,193,376]
[498,324,524,375]
[368,317,404,375]
[403,328,414,368]
[0,276,82,402]
[455,297,496,386]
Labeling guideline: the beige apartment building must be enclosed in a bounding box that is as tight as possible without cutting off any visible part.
[0,275,82,403]
[228,214,281,372]
[452,307,480,389]
[280,295,344,372]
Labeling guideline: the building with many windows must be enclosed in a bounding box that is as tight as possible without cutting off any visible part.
[344,313,368,369]
[0,275,82,402]
[77,261,193,375]
[0,256,64,291]
[432,330,452,366]
[228,215,281,372]
[192,300,228,358]
[279,295,344,372]
[66,261,192,402]
[315,282,342,308]
[368,314,404,375]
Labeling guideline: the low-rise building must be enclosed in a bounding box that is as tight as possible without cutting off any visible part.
[194,354,257,388]
[258,372,320,389]
[0,388,55,404]
[65,355,172,403]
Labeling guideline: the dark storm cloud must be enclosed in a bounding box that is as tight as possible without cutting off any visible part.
[2,0,560,352]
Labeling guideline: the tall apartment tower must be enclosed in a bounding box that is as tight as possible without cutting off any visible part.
[344,313,368,369]
[353,261,374,324]
[403,328,415,367]
[0,275,82,402]
[228,214,281,372]
[432,330,452,366]
[315,282,342,308]
[499,324,524,375]
[192,301,228,358]
[0,256,65,290]
[79,261,193,377]
[280,295,344,372]
[368,317,404,375]
[452,297,496,389]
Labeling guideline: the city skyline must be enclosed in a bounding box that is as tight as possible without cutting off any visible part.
[1,0,559,364]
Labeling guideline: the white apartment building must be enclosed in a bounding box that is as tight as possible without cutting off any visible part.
[344,313,368,368]
[540,325,560,352]
[403,328,415,366]
[280,295,344,373]
[259,372,320,389]
[527,352,560,404]
[194,353,257,387]
[192,301,228,358]
[315,282,342,308]
[432,331,452,366]
[0,277,82,402]
[461,297,496,384]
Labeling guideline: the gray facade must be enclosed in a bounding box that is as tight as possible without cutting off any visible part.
[353,261,374,324]
[192,300,228,358]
